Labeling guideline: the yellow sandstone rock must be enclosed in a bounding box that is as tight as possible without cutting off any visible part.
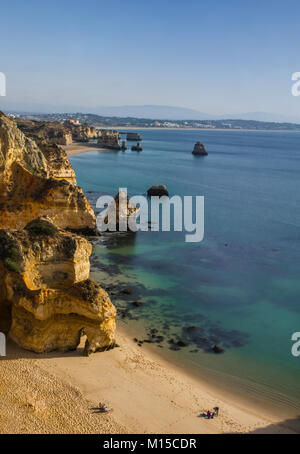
[0,218,116,354]
[0,112,96,233]
[0,113,117,355]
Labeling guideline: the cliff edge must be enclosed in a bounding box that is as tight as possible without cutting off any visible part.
[0,113,116,355]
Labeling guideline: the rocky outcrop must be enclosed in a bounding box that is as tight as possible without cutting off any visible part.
[192,141,208,156]
[64,121,100,142]
[0,113,116,355]
[126,132,142,141]
[0,113,97,233]
[102,190,139,231]
[17,118,102,144]
[97,129,121,150]
[131,142,142,151]
[147,185,169,197]
[0,218,116,354]
[17,119,73,145]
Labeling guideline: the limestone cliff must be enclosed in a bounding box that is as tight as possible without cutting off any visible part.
[0,113,116,355]
[64,121,100,142]
[17,119,73,145]
[0,218,116,354]
[97,129,121,150]
[0,112,96,233]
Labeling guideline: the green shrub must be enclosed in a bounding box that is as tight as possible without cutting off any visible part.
[26,221,59,236]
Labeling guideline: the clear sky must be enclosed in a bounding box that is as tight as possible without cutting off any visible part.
[1,0,300,117]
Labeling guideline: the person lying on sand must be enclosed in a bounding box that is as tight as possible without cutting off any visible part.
[98,402,113,413]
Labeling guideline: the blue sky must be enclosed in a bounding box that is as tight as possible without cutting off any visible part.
[1,0,300,117]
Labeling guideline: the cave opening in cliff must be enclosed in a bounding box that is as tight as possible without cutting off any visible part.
[0,300,12,336]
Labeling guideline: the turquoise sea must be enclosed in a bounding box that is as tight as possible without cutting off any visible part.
[70,129,300,427]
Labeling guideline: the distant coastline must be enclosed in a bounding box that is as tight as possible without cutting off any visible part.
[6,111,300,132]
[98,126,300,133]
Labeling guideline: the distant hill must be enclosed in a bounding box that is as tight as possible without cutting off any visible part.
[93,105,213,120]
[2,102,300,124]
[10,112,300,131]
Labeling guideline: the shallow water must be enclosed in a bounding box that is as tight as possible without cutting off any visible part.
[70,129,300,422]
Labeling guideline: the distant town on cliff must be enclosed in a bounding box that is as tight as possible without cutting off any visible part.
[4,111,300,131]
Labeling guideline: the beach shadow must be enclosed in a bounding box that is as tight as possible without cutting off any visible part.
[248,415,300,434]
[227,415,300,434]
[0,338,109,361]
[90,406,114,415]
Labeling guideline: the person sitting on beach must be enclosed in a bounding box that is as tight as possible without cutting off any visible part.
[213,406,220,417]
[207,410,211,419]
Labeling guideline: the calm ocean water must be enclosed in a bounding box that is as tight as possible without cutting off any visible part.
[70,129,300,423]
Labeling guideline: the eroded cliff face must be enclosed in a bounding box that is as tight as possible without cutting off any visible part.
[0,113,116,355]
[97,129,121,150]
[0,112,96,233]
[0,218,116,354]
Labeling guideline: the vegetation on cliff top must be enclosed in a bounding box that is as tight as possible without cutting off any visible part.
[0,233,24,273]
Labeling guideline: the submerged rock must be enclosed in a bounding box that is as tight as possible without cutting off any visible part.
[177,340,189,347]
[122,288,133,295]
[147,185,169,197]
[212,344,224,354]
[132,301,144,307]
[192,141,208,156]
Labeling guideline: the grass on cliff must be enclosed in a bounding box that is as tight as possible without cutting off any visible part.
[26,220,59,237]
[0,237,24,273]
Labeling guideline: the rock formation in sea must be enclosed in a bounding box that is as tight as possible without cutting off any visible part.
[0,113,116,355]
[0,217,116,354]
[192,141,208,156]
[97,129,121,150]
[102,190,139,231]
[64,120,100,142]
[0,113,96,233]
[126,132,142,141]
[147,185,169,197]
[131,142,142,151]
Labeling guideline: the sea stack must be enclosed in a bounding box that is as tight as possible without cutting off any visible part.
[127,132,142,141]
[97,129,121,150]
[131,142,142,151]
[192,141,208,156]
[102,189,139,231]
[147,185,169,197]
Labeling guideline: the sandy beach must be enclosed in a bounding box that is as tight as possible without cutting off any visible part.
[0,324,298,434]
[1,140,294,435]
[62,142,108,156]
[39,140,300,435]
